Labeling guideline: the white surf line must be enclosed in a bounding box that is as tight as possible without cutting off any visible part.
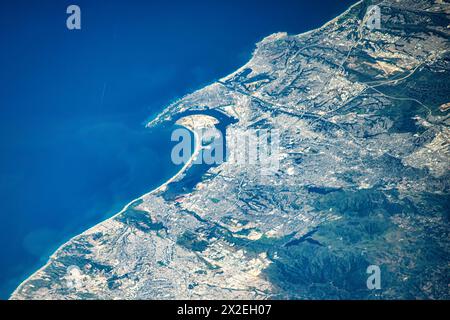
[11,125,202,298]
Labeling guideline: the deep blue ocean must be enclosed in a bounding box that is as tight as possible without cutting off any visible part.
[0,0,356,298]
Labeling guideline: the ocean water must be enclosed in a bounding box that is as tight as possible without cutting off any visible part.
[0,0,356,298]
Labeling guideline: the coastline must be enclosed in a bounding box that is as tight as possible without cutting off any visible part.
[145,1,362,130]
[10,0,363,299]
